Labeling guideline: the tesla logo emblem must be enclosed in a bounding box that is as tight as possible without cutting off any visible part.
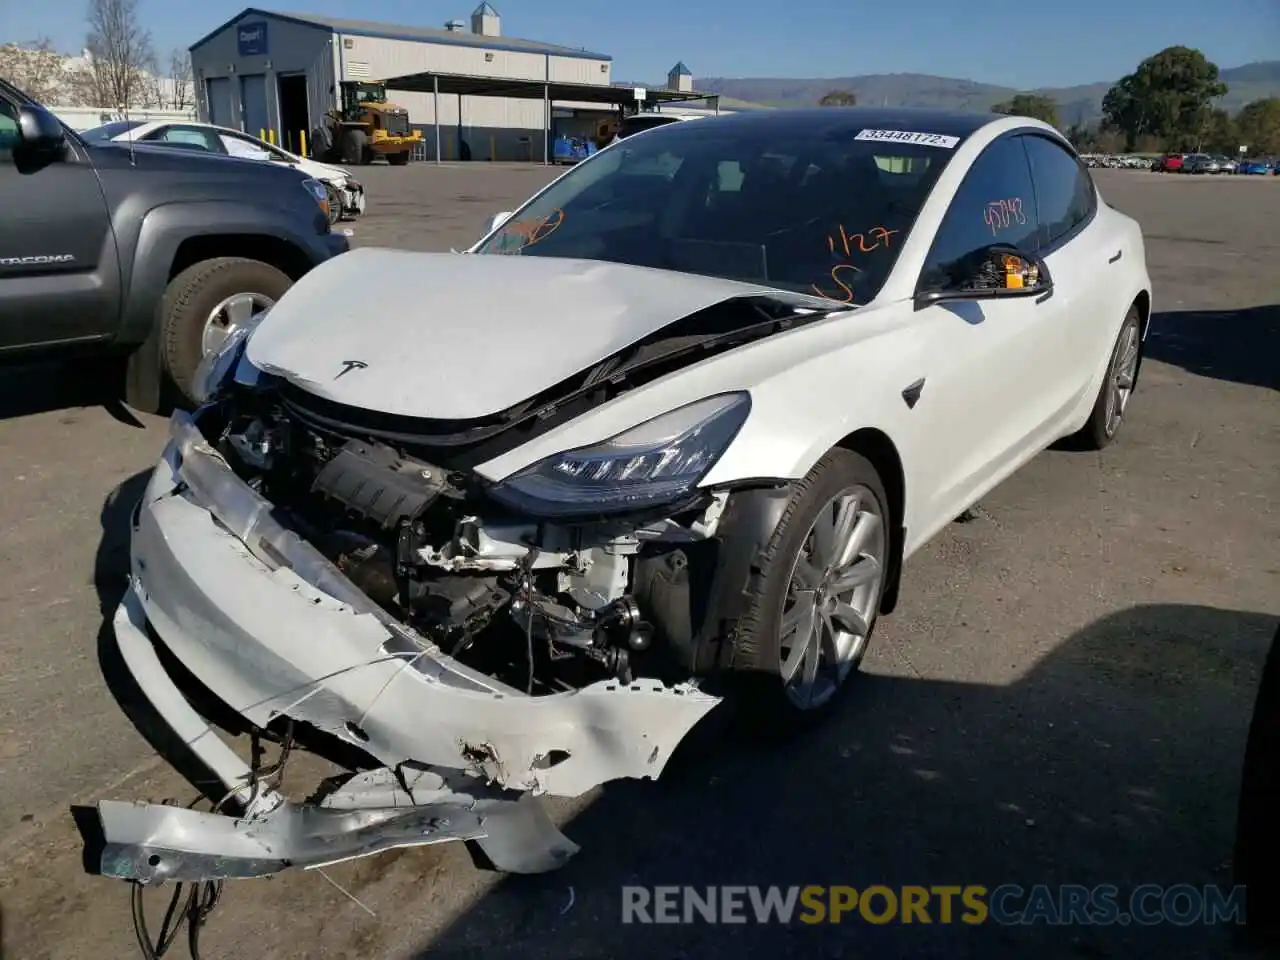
[334,360,368,380]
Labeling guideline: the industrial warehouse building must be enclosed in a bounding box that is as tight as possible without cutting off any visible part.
[188,5,715,161]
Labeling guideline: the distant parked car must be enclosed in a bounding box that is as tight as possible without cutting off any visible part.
[1239,158,1273,175]
[82,119,366,223]
[1213,156,1236,174]
[1182,154,1216,174]
[1155,153,1184,173]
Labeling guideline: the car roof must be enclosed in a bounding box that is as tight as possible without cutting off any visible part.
[669,106,1004,142]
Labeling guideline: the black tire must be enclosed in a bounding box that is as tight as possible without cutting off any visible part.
[387,151,410,166]
[1236,622,1280,949]
[310,124,333,160]
[727,448,891,727]
[323,182,343,225]
[159,258,292,407]
[1069,306,1142,450]
[341,128,369,165]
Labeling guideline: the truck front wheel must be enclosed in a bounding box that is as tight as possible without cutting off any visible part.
[387,151,410,166]
[160,257,292,407]
[342,128,369,165]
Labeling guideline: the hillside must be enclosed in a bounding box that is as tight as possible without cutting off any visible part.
[686,61,1280,123]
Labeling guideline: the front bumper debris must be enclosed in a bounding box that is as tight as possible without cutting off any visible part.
[90,412,719,881]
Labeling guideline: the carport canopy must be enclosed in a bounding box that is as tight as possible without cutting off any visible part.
[380,69,719,164]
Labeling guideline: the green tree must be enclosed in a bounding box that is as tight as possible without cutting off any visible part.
[1234,97,1280,156]
[992,93,1060,128]
[818,89,857,107]
[1101,46,1228,151]
[1194,107,1237,153]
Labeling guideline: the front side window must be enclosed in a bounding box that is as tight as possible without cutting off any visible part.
[219,133,279,161]
[474,119,957,306]
[918,136,1036,293]
[1020,133,1095,249]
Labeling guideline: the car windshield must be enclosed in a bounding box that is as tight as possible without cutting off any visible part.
[80,119,145,142]
[473,118,955,305]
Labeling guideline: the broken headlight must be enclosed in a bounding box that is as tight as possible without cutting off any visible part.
[488,392,750,519]
[191,310,270,405]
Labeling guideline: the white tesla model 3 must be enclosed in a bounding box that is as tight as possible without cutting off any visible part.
[89,107,1151,882]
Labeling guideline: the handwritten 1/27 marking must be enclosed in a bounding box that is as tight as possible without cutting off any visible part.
[498,208,565,252]
[983,198,1026,235]
[811,224,900,303]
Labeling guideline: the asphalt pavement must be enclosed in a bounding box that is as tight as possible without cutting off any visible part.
[0,166,1276,960]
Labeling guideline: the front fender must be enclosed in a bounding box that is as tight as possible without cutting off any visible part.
[117,201,330,344]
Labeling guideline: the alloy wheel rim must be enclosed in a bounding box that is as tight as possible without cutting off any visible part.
[1105,324,1140,437]
[777,484,887,710]
[202,292,276,358]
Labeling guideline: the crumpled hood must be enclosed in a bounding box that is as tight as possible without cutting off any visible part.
[246,247,789,420]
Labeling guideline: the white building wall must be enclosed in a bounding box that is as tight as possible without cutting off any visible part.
[190,12,335,137]
[336,33,611,158]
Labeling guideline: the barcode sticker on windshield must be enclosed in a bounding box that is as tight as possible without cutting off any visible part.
[855,129,960,149]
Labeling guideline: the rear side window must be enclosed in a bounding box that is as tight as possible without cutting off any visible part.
[150,125,222,153]
[1020,134,1095,249]
[918,135,1036,293]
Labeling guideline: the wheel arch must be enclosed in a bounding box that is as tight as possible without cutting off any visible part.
[834,427,907,615]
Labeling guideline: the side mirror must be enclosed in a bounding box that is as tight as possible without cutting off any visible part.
[17,105,67,157]
[916,245,1053,309]
[486,211,513,234]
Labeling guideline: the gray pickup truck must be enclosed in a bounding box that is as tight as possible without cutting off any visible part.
[0,78,349,410]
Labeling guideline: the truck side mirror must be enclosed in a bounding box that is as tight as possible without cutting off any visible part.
[17,105,67,157]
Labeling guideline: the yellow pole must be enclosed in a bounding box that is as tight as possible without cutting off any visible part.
[260,128,266,141]
[269,129,277,145]
[300,130,307,157]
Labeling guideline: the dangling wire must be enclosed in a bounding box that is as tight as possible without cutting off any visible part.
[129,722,293,959]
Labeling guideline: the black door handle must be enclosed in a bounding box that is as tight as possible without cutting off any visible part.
[1108,250,1123,263]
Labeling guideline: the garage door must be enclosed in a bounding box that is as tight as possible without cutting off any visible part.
[205,77,234,127]
[240,74,269,137]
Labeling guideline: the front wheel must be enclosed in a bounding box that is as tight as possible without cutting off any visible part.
[387,151,410,166]
[159,258,292,407]
[1070,306,1142,450]
[728,449,890,724]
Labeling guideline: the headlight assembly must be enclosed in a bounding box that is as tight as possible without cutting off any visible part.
[488,392,751,519]
[190,309,270,405]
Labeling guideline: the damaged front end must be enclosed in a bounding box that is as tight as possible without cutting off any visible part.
[90,291,830,883]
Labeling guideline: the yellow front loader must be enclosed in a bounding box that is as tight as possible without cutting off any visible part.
[313,81,422,166]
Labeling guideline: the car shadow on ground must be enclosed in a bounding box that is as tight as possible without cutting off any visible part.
[1145,306,1279,391]
[0,358,144,425]
[410,603,1277,960]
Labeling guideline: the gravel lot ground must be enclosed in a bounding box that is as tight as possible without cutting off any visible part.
[0,166,1276,960]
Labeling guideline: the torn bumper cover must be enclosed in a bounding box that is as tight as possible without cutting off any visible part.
[93,412,719,882]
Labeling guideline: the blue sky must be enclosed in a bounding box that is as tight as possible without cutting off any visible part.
[3,0,1277,88]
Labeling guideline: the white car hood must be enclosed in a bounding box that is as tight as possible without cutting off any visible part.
[246,247,816,420]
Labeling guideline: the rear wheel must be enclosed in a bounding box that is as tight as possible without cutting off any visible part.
[159,258,291,407]
[1071,306,1142,450]
[728,449,890,725]
[387,151,410,166]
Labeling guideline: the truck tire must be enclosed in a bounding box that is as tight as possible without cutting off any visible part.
[310,124,334,160]
[160,257,292,407]
[387,151,410,166]
[342,128,369,165]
